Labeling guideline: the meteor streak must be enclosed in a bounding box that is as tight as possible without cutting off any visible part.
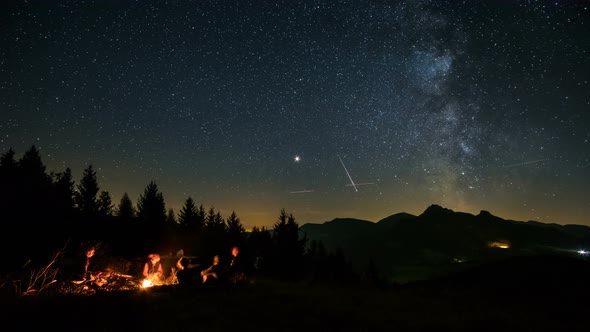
[345,182,375,187]
[289,189,314,194]
[503,158,549,168]
[338,155,358,192]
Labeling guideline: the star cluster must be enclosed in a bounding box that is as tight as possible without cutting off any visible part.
[1,1,588,227]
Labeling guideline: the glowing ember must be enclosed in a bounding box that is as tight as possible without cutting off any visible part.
[142,279,153,288]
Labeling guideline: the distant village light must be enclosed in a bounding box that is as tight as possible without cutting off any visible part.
[488,241,510,249]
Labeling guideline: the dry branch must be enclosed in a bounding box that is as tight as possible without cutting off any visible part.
[19,242,68,296]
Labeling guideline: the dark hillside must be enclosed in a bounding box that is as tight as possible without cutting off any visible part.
[406,253,590,295]
[301,205,590,282]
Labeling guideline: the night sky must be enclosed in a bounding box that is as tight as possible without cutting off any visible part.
[1,1,589,228]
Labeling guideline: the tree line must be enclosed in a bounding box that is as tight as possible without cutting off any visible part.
[1,146,370,285]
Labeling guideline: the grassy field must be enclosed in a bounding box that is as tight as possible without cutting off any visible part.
[2,278,589,331]
[3,254,590,331]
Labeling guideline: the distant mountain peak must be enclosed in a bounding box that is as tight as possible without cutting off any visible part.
[377,212,416,224]
[420,204,455,216]
[478,210,495,218]
[325,217,373,225]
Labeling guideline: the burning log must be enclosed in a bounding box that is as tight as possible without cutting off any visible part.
[60,271,142,295]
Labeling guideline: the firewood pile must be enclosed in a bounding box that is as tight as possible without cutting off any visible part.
[57,271,141,295]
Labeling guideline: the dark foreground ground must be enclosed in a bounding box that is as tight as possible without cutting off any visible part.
[3,254,590,331]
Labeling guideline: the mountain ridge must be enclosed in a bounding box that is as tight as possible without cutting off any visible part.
[300,204,590,282]
[303,204,588,228]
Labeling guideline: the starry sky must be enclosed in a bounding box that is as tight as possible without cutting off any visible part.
[1,1,589,228]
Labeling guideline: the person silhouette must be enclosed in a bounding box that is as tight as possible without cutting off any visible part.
[228,246,247,285]
[143,253,164,284]
[200,255,222,284]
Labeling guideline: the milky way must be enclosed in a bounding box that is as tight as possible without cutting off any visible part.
[1,1,588,227]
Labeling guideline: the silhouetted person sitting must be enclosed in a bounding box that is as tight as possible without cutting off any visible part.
[200,255,222,285]
[72,246,96,284]
[143,253,164,284]
[70,246,112,294]
[83,246,96,280]
[175,257,200,286]
[175,257,188,284]
[228,246,247,285]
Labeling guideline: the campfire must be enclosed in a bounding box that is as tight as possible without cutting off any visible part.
[57,259,177,295]
[0,242,187,297]
[58,271,142,295]
[141,274,168,289]
[61,265,179,295]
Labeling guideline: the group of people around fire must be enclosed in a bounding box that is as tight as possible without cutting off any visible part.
[142,245,247,287]
[71,244,248,290]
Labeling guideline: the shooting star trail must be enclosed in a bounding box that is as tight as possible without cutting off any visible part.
[289,190,314,194]
[337,155,358,192]
[345,182,375,187]
[503,158,549,168]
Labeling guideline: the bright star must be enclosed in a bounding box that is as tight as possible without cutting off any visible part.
[294,155,301,162]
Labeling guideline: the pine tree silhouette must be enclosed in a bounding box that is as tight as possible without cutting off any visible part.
[136,181,167,252]
[52,167,75,219]
[226,210,245,248]
[166,208,177,225]
[271,209,307,279]
[117,192,135,222]
[97,191,113,217]
[76,165,100,218]
[137,181,166,226]
[178,197,198,228]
